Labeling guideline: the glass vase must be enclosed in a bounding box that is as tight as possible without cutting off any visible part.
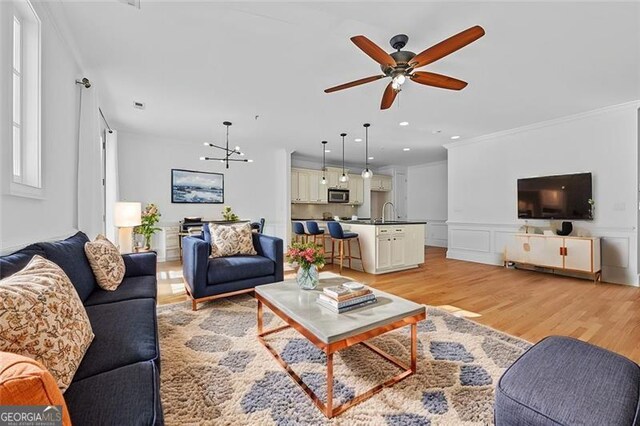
[296,265,319,290]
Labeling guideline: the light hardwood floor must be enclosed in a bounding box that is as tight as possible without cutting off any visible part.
[158,247,640,362]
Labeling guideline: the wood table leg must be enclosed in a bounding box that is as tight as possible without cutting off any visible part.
[326,352,334,417]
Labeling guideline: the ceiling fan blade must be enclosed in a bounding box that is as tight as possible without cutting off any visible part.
[410,71,468,90]
[380,82,398,110]
[410,25,485,68]
[324,75,385,93]
[351,35,397,68]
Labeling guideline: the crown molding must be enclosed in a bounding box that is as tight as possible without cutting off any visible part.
[444,100,640,150]
[409,160,448,169]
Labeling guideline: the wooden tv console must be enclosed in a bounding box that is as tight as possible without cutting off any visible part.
[505,233,602,283]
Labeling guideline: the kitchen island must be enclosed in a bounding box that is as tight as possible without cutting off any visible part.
[339,220,426,274]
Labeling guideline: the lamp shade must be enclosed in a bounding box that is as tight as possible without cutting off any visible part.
[114,202,141,227]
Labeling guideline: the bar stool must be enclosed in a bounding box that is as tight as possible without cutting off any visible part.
[292,222,308,243]
[327,222,364,274]
[305,221,325,245]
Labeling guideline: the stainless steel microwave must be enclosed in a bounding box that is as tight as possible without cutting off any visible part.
[328,189,349,203]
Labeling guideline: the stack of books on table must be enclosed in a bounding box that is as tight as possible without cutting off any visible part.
[317,283,377,313]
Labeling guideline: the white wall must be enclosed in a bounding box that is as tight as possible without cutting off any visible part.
[117,131,289,242]
[408,161,448,247]
[445,102,640,285]
[0,3,83,252]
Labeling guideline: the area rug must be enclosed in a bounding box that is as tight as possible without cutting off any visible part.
[158,295,531,425]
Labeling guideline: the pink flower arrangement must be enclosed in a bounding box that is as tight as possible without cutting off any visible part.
[286,242,325,270]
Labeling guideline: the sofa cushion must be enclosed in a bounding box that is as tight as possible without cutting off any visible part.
[207,255,275,285]
[65,361,162,426]
[84,275,157,306]
[208,223,257,258]
[0,244,46,279]
[37,232,97,302]
[0,351,72,425]
[84,234,125,291]
[495,335,640,426]
[74,299,158,381]
[0,256,95,392]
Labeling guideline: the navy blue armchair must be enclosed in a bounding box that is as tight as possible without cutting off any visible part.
[182,231,283,310]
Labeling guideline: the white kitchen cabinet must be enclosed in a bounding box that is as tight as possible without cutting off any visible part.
[345,223,425,274]
[291,169,310,203]
[371,175,392,191]
[348,175,364,205]
[506,234,601,282]
[376,236,392,269]
[307,171,327,204]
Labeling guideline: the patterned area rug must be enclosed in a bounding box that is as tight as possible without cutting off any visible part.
[158,295,530,425]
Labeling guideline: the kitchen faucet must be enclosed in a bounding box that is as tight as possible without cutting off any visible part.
[381,202,396,223]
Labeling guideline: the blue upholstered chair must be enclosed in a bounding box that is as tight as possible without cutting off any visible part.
[327,221,363,273]
[182,226,283,311]
[292,222,308,243]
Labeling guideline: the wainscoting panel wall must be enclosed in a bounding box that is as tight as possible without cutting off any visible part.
[447,222,637,285]
[426,221,447,247]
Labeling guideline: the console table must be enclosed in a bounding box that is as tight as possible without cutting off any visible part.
[505,233,602,283]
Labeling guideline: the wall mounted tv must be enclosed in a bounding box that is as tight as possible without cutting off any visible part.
[517,172,592,220]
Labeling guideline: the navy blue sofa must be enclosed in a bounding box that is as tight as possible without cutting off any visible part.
[0,232,163,426]
[182,227,283,310]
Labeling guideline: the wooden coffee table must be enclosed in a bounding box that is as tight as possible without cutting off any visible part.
[254,272,426,418]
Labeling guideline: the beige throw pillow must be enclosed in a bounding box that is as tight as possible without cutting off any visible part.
[84,234,125,291]
[209,223,257,258]
[0,256,95,392]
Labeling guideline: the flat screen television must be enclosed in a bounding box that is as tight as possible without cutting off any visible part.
[517,172,592,220]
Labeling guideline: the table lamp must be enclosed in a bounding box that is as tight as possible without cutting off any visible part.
[114,202,141,254]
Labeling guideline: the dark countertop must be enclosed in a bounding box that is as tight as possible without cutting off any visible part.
[339,220,427,225]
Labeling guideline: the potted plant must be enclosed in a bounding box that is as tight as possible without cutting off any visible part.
[286,242,325,290]
[222,206,239,222]
[134,203,161,250]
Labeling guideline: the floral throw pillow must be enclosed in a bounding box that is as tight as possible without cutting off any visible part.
[0,256,95,392]
[209,223,257,258]
[84,234,125,291]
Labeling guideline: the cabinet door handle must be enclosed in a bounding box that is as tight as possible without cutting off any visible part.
[559,247,563,256]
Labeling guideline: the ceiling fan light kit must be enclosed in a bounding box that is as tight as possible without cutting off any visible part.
[361,123,373,179]
[325,26,485,110]
[200,121,252,169]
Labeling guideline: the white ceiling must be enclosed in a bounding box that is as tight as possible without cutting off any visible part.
[49,1,640,167]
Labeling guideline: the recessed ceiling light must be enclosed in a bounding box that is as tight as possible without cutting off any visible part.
[431,130,441,134]
[451,135,461,140]
[399,121,409,126]
[368,156,374,160]
[354,138,362,142]
[403,148,410,151]
[324,149,331,153]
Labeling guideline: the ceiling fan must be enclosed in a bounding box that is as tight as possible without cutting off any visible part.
[325,26,485,110]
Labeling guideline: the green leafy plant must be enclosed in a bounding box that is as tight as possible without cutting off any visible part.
[588,198,595,219]
[286,242,325,270]
[222,205,239,221]
[134,203,161,248]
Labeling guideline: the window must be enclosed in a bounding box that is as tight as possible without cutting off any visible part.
[11,0,41,195]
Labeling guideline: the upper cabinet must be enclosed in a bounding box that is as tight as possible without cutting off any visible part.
[371,175,392,192]
[291,169,310,203]
[291,167,363,205]
[348,175,364,205]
